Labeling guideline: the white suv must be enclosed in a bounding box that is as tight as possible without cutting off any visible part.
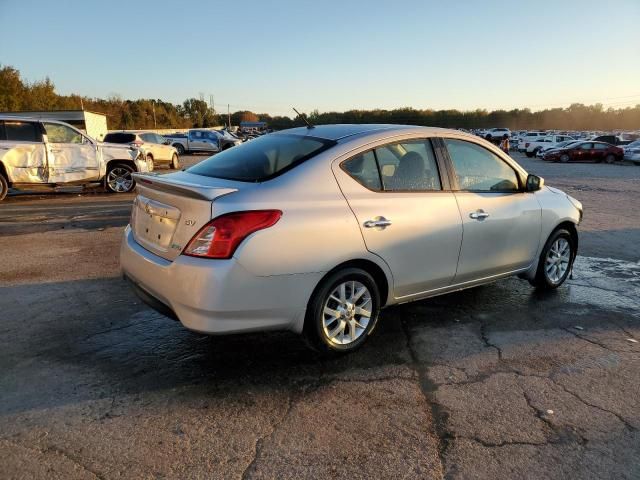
[517,132,547,152]
[0,116,151,200]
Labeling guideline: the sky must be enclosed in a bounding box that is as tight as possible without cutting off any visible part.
[1,0,639,116]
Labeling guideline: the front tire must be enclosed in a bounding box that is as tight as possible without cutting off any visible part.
[605,154,615,164]
[303,268,381,354]
[105,163,136,193]
[171,153,180,169]
[0,173,8,201]
[530,228,575,290]
[560,154,570,163]
[526,151,534,158]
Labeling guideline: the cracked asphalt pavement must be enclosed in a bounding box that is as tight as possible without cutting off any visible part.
[1,154,639,479]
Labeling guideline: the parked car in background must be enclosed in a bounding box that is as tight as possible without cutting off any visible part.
[543,141,623,163]
[524,134,576,157]
[592,135,631,146]
[103,131,180,170]
[623,140,640,165]
[484,128,511,142]
[518,132,547,152]
[121,124,582,354]
[165,129,242,155]
[536,140,579,158]
[0,116,150,200]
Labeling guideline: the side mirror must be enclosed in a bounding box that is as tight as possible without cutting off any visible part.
[525,174,544,192]
[163,140,170,145]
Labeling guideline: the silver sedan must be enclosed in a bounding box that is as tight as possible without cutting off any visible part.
[121,124,583,353]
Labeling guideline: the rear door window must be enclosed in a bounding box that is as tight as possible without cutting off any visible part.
[104,133,136,143]
[4,121,42,142]
[375,140,441,191]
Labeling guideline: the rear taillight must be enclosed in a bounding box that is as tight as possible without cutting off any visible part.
[183,210,282,259]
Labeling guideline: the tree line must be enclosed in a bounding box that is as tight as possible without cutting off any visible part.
[1,65,638,132]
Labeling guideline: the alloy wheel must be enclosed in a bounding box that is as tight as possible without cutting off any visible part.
[322,281,372,345]
[107,167,134,193]
[544,237,571,284]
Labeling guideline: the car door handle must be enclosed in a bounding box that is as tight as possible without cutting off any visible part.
[363,217,392,229]
[50,148,62,153]
[469,210,490,220]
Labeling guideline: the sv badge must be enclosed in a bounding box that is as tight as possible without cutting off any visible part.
[184,219,196,226]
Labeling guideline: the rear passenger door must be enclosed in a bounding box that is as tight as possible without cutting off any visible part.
[1,120,48,183]
[333,138,463,298]
[441,138,541,283]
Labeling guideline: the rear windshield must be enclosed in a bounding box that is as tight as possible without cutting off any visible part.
[187,133,336,182]
[104,133,136,143]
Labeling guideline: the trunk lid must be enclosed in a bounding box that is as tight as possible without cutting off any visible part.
[130,172,239,261]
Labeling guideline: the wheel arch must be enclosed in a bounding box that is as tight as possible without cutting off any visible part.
[522,220,579,281]
[310,258,392,309]
[106,158,139,172]
[0,161,11,184]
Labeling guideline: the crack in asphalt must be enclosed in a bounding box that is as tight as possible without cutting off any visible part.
[478,320,503,360]
[1,438,105,479]
[400,319,450,479]
[241,392,295,480]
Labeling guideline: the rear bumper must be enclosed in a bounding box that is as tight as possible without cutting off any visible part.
[120,226,322,335]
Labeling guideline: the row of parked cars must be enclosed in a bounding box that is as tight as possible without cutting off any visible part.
[469,128,640,165]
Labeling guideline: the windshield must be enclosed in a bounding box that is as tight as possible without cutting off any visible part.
[187,133,336,182]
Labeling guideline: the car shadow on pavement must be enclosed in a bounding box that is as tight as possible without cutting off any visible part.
[1,268,637,417]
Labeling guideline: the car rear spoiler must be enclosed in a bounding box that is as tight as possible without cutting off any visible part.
[132,173,237,201]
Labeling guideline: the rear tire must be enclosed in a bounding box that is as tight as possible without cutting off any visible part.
[171,153,180,169]
[605,154,615,164]
[145,154,154,171]
[530,228,575,290]
[174,143,185,155]
[526,151,534,158]
[303,268,381,354]
[0,173,8,201]
[105,163,136,193]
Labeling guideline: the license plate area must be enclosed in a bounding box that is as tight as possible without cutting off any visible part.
[133,195,181,252]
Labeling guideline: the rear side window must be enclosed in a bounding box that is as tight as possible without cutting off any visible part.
[187,134,335,182]
[342,151,381,191]
[104,133,136,143]
[5,121,42,142]
[444,139,519,192]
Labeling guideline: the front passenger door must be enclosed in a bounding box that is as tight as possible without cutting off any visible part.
[43,122,99,183]
[442,138,541,283]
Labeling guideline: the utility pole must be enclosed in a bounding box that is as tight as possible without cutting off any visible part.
[228,103,231,128]
[152,100,157,129]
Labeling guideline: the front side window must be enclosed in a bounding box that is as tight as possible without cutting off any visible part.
[579,143,593,150]
[444,139,519,192]
[43,123,83,144]
[5,121,42,142]
[593,143,607,150]
[187,133,335,182]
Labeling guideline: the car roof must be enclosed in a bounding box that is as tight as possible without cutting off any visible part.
[274,124,451,142]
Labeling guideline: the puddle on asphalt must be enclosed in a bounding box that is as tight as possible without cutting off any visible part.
[568,256,640,312]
